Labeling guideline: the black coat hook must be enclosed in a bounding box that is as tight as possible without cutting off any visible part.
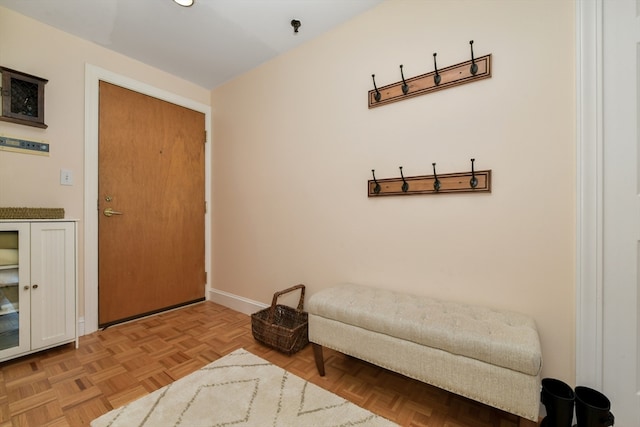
[371,169,381,194]
[433,53,441,85]
[469,40,478,75]
[400,64,409,95]
[371,74,381,102]
[432,163,441,191]
[399,166,409,192]
[470,158,478,188]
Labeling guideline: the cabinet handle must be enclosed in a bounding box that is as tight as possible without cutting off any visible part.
[24,285,29,290]
[32,284,38,289]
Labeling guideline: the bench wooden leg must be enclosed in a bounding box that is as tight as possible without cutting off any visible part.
[312,343,325,376]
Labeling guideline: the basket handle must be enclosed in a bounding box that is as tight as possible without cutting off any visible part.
[267,284,305,323]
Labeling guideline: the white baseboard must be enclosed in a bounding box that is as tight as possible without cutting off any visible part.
[209,288,268,316]
[76,291,265,338]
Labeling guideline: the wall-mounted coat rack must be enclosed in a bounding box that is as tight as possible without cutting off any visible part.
[369,41,492,109]
[369,160,491,197]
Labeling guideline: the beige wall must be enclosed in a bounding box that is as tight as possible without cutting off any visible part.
[212,0,576,382]
[0,7,211,317]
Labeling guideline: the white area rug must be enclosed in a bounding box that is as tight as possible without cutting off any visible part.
[90,348,398,427]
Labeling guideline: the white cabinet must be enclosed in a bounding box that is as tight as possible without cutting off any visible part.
[0,220,77,362]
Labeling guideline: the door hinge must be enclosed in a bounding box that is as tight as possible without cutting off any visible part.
[204,130,207,144]
[204,201,208,213]
[204,271,208,284]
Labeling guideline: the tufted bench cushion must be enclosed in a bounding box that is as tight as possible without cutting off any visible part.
[307,283,542,376]
[308,283,543,424]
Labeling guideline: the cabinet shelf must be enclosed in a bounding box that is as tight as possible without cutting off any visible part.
[0,264,18,270]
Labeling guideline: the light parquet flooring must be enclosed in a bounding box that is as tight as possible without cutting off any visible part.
[0,302,531,426]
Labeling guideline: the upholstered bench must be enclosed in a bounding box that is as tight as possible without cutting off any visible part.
[308,283,542,425]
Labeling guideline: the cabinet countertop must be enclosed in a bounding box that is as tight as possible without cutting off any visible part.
[0,219,79,223]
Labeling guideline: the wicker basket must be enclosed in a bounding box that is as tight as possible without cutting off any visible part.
[251,284,309,355]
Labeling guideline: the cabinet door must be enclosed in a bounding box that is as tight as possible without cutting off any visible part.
[30,222,76,350]
[0,222,31,360]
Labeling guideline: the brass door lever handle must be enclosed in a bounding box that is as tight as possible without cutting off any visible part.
[103,207,123,217]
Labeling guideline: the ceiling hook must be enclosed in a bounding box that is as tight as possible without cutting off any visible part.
[291,19,301,34]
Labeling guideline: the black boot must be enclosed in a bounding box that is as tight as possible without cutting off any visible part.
[574,386,614,427]
[541,378,575,427]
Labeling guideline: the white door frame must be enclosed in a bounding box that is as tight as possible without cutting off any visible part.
[576,0,604,389]
[83,65,212,334]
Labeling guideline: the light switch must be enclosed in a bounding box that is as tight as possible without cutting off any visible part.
[60,169,73,186]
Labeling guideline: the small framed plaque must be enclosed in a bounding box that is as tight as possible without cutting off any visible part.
[0,67,48,129]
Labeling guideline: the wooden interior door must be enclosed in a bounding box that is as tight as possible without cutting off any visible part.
[98,81,205,327]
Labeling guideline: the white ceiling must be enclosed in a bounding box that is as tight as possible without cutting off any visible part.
[0,0,384,89]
